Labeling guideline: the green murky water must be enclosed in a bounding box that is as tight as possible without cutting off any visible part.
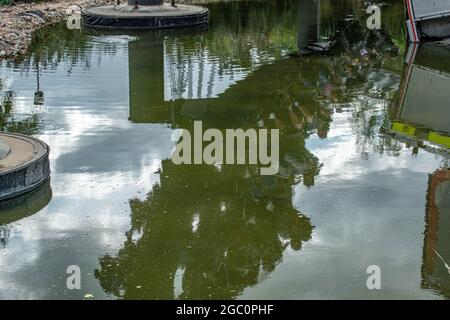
[0,0,449,299]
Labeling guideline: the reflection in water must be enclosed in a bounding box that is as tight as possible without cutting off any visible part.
[422,169,450,298]
[388,43,450,154]
[297,0,320,54]
[95,0,416,299]
[95,161,313,299]
[0,0,449,300]
[34,61,44,106]
[0,180,52,248]
[0,90,40,134]
[387,43,450,298]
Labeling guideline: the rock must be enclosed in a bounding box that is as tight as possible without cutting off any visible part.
[0,39,12,48]
[66,5,82,14]
[436,38,450,46]
[20,15,32,22]
[17,10,46,23]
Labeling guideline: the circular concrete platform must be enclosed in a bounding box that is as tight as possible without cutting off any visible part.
[0,132,50,201]
[83,3,209,30]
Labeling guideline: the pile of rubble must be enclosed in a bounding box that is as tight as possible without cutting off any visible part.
[0,0,112,59]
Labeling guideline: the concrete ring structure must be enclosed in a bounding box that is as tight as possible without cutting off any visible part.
[0,132,50,201]
[83,3,209,30]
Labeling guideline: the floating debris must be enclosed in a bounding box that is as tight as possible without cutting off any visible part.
[306,41,333,52]
[83,293,94,299]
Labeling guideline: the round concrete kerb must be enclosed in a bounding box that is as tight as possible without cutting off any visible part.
[83,3,209,30]
[0,132,50,201]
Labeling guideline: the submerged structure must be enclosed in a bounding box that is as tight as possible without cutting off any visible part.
[83,0,209,30]
[0,132,50,201]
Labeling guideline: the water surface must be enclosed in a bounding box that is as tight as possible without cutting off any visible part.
[0,0,449,299]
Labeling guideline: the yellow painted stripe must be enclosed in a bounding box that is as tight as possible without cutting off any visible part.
[391,122,416,137]
[428,132,450,148]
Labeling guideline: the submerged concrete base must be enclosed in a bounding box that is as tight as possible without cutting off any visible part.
[0,132,50,201]
[83,3,209,30]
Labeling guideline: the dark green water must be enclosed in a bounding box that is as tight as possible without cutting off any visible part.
[0,0,449,299]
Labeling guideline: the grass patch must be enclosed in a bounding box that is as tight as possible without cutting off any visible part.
[0,0,13,6]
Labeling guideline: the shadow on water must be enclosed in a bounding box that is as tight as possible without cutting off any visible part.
[386,42,450,298]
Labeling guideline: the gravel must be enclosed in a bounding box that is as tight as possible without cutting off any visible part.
[0,0,113,59]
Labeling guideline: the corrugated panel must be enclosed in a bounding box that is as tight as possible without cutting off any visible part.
[412,0,450,20]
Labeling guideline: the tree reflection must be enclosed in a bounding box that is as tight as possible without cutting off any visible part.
[96,160,313,299]
[94,0,408,299]
[0,90,40,134]
[97,66,323,298]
